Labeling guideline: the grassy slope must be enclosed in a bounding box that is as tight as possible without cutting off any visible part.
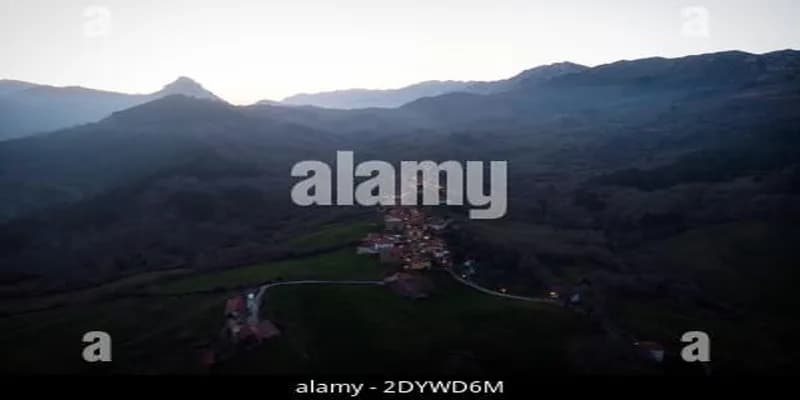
[0,294,226,373]
[0,222,589,374]
[0,269,192,315]
[614,220,800,373]
[0,221,379,312]
[288,221,378,251]
[218,273,588,375]
[152,248,388,294]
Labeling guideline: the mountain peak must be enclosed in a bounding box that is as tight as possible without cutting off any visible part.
[152,76,223,102]
[173,76,196,84]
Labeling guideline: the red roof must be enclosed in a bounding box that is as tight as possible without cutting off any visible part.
[239,320,281,341]
[225,296,245,314]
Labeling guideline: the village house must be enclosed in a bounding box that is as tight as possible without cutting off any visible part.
[405,226,425,240]
[360,206,454,286]
[433,253,452,268]
[238,320,281,344]
[380,245,405,265]
[222,293,281,346]
[357,233,396,254]
[426,217,450,231]
[405,257,431,271]
[225,295,246,318]
[385,215,403,231]
[546,285,583,305]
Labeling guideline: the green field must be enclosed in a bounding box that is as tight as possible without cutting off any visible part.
[0,293,227,373]
[0,221,383,313]
[151,248,388,294]
[0,222,592,374]
[0,261,588,374]
[216,274,589,374]
[288,221,379,252]
[0,269,193,315]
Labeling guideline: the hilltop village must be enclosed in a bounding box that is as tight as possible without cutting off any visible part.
[355,207,453,298]
[358,207,452,270]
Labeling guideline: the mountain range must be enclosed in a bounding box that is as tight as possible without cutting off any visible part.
[279,62,588,109]
[1,48,797,267]
[0,76,221,140]
[0,62,593,141]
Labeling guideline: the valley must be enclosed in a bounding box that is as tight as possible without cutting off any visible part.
[0,49,799,374]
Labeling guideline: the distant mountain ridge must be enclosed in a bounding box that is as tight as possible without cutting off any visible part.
[0,80,38,96]
[279,80,474,109]
[0,76,222,140]
[278,62,589,109]
[463,62,589,94]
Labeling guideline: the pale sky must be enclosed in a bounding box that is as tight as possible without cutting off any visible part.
[1,0,798,104]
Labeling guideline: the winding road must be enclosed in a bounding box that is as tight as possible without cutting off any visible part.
[446,267,562,306]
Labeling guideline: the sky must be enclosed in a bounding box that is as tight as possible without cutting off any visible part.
[1,0,798,104]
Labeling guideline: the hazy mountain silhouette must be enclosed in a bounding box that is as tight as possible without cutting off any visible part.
[0,76,223,140]
[278,62,588,109]
[150,76,222,101]
[395,50,800,129]
[464,61,588,94]
[0,80,38,96]
[281,80,474,109]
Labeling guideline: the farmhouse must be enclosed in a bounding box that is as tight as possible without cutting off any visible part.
[380,246,405,265]
[385,215,403,231]
[222,293,281,346]
[357,233,397,254]
[225,296,246,317]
